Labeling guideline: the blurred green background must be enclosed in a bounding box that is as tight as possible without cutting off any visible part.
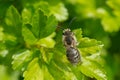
[0,0,120,80]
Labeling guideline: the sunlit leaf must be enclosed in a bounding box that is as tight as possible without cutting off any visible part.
[107,0,120,11]
[73,28,82,42]
[40,47,54,63]
[75,0,96,18]
[47,61,65,80]
[101,16,120,32]
[50,3,68,21]
[36,32,56,48]
[22,6,35,24]
[0,49,8,57]
[78,37,103,55]
[53,60,80,80]
[79,58,107,80]
[38,1,50,15]
[43,65,54,80]
[0,65,9,80]
[0,65,20,80]
[86,53,105,66]
[22,24,37,45]
[12,50,32,70]
[23,58,43,80]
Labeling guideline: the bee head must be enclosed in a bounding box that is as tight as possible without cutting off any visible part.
[63,29,72,36]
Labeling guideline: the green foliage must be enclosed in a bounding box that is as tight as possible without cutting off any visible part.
[12,50,33,70]
[23,58,44,80]
[5,6,22,38]
[0,0,120,80]
[80,58,107,80]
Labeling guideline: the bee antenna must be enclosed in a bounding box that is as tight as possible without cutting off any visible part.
[56,24,64,32]
[68,17,76,28]
[57,26,64,30]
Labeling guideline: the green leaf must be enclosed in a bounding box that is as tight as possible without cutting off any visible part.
[0,65,19,80]
[32,9,47,38]
[39,48,53,63]
[40,15,57,38]
[0,49,8,57]
[43,65,54,80]
[22,24,37,45]
[107,0,120,11]
[32,9,57,39]
[5,5,22,38]
[0,27,4,41]
[70,66,85,80]
[0,65,9,80]
[4,34,18,48]
[78,37,103,55]
[50,3,68,21]
[73,28,103,55]
[12,50,32,70]
[22,6,35,24]
[101,16,120,32]
[0,2,10,19]
[73,28,82,42]
[86,53,105,66]
[36,32,56,48]
[23,58,44,80]
[74,0,96,18]
[53,60,80,80]
[47,61,65,80]
[0,42,6,50]
[38,1,50,15]
[79,58,107,80]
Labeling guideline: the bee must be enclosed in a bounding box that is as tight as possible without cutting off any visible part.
[66,47,81,64]
[57,17,81,64]
[62,28,81,64]
[62,29,77,48]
